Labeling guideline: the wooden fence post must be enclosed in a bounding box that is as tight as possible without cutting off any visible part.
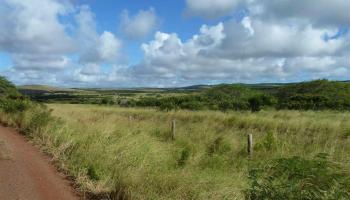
[171,120,176,140]
[247,134,253,157]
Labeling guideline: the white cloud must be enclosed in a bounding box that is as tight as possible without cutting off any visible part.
[98,32,122,62]
[213,19,345,59]
[185,0,242,19]
[131,18,350,86]
[1,0,350,87]
[249,0,350,27]
[0,1,124,86]
[121,8,158,40]
[76,6,122,64]
[80,63,101,76]
[0,0,75,71]
[12,54,70,70]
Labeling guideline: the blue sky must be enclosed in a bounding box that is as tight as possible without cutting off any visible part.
[0,0,349,87]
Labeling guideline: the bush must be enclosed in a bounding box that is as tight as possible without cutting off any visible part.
[277,80,350,110]
[27,108,52,133]
[0,98,31,113]
[246,155,350,200]
[248,96,262,112]
[0,76,21,98]
[100,97,115,105]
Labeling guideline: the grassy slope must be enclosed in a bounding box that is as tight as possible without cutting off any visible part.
[39,104,350,199]
[17,85,76,92]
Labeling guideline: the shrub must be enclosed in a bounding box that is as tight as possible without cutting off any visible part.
[177,148,191,167]
[246,154,350,200]
[27,108,52,133]
[100,97,115,105]
[0,98,31,113]
[248,96,262,112]
[277,80,350,110]
[0,76,21,98]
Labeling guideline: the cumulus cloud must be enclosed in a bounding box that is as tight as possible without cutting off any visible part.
[1,0,350,87]
[121,8,158,40]
[0,0,75,71]
[132,17,350,86]
[249,0,350,27]
[185,0,242,19]
[212,18,346,58]
[80,63,101,76]
[76,6,122,64]
[0,1,124,86]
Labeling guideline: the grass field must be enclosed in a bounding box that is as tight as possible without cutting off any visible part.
[22,104,349,199]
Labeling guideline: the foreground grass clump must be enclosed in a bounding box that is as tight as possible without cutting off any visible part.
[247,154,350,200]
[1,101,350,199]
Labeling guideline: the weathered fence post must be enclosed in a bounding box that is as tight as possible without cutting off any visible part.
[247,134,253,157]
[171,120,176,140]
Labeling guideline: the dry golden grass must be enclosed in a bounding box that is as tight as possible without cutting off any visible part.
[2,103,349,199]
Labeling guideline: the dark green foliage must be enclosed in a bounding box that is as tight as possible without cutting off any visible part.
[246,155,350,200]
[177,148,191,167]
[0,77,32,113]
[134,84,275,112]
[100,96,115,105]
[248,96,262,112]
[27,109,52,132]
[205,85,255,111]
[277,80,350,110]
[136,95,206,111]
[0,76,20,98]
[0,98,31,113]
[87,165,100,181]
[249,94,276,112]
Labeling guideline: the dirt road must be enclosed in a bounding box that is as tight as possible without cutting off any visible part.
[0,125,78,200]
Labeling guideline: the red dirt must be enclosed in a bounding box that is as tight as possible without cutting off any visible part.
[0,125,79,200]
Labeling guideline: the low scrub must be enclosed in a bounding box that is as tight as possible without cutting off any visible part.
[246,155,350,200]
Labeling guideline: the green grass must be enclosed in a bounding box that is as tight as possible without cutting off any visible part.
[1,103,349,199]
[33,104,350,198]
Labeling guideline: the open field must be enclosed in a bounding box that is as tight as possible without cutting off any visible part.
[17,104,346,199]
[1,77,349,199]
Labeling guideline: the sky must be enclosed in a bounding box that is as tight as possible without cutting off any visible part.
[0,0,350,88]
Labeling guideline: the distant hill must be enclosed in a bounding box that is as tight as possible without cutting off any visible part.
[18,85,75,92]
[16,81,349,95]
[17,85,76,95]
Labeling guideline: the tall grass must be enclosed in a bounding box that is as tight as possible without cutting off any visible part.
[1,103,350,199]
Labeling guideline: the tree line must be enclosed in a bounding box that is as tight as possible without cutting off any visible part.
[122,80,350,112]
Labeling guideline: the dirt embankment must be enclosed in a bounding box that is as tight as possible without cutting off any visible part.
[0,125,79,200]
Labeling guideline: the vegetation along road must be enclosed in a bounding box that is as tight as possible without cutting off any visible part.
[0,125,78,200]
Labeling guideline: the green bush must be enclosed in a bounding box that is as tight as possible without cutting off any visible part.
[0,98,31,113]
[100,97,115,105]
[177,147,191,167]
[27,108,52,132]
[0,76,21,98]
[246,155,350,200]
[277,80,350,110]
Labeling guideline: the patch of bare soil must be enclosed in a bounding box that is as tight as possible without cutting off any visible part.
[0,126,79,200]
